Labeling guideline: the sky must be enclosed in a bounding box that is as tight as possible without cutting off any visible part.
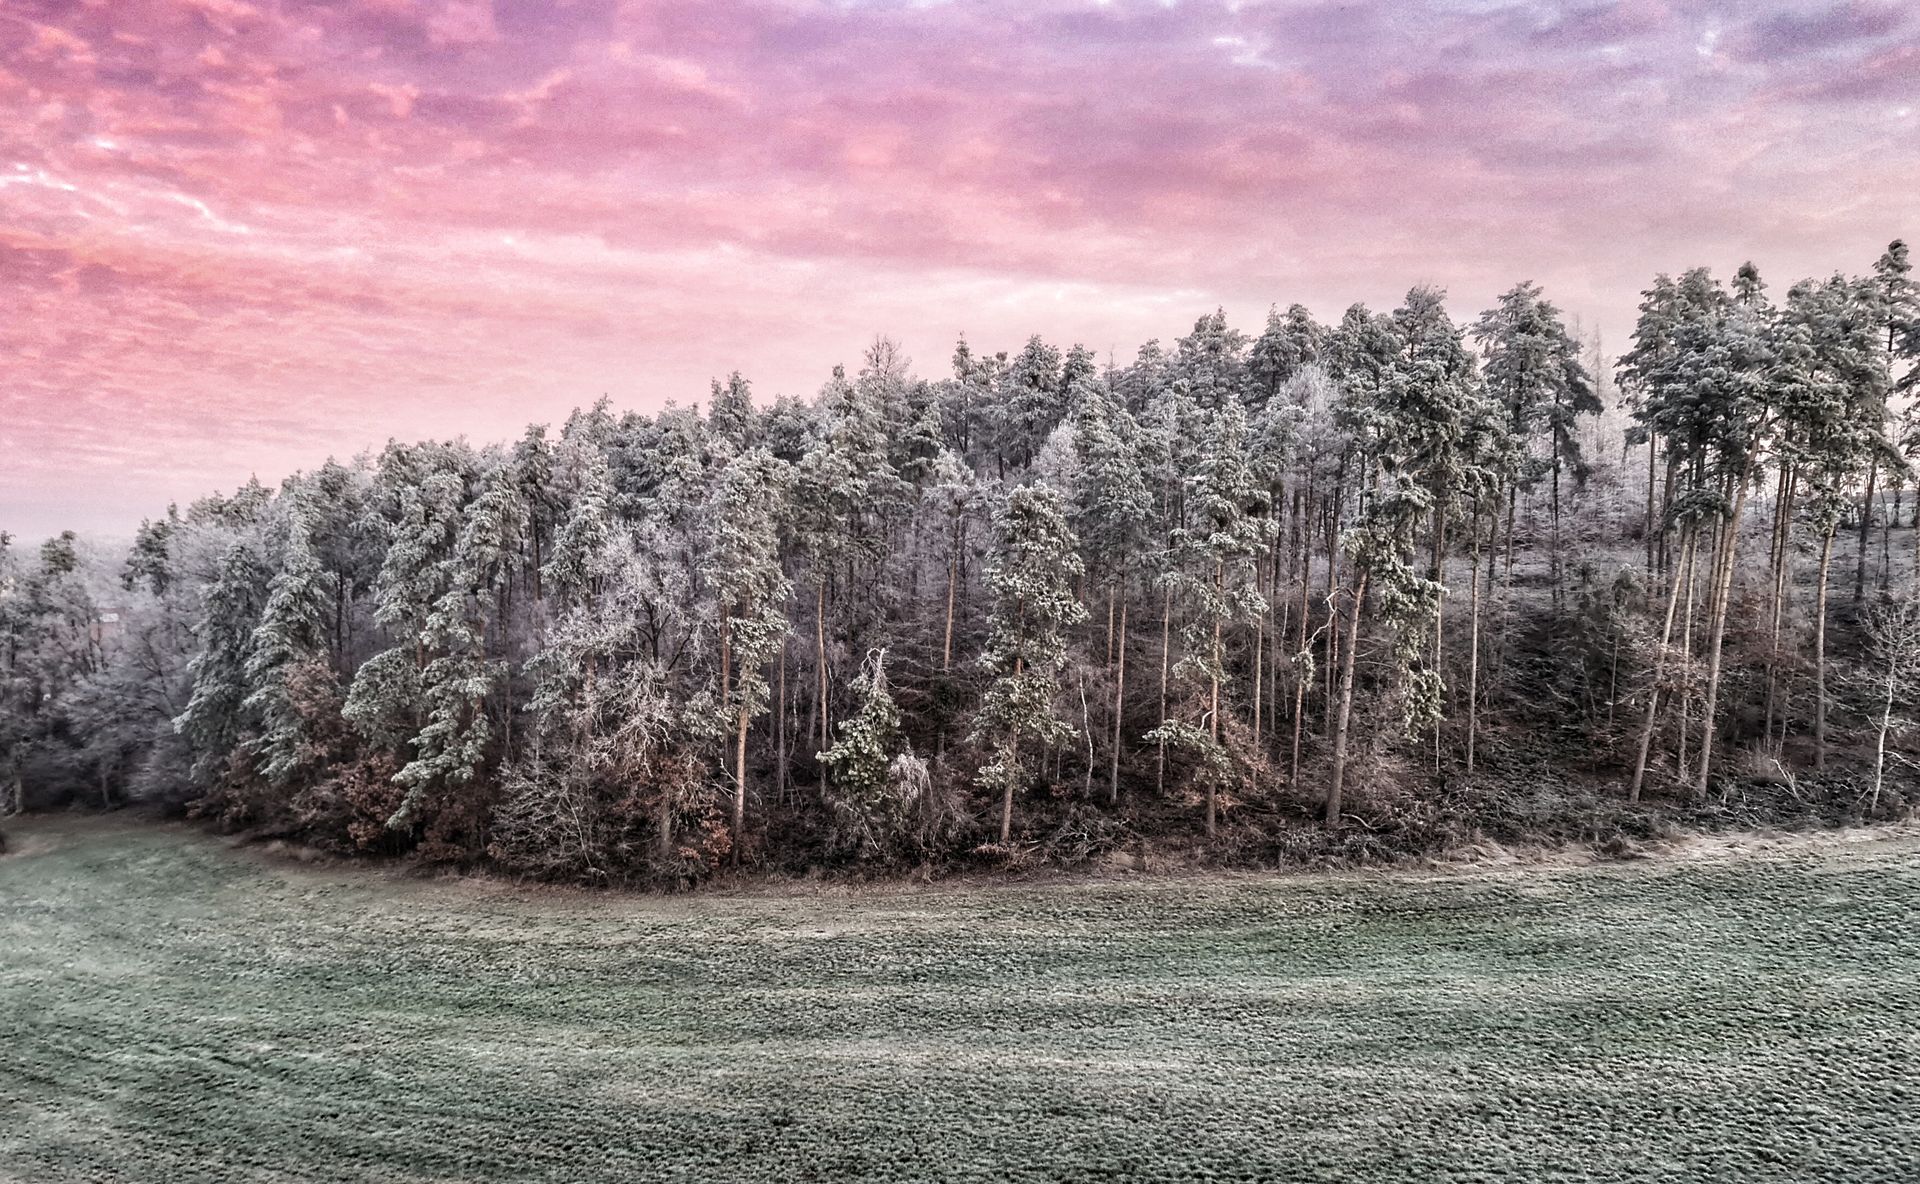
[2,0,1915,538]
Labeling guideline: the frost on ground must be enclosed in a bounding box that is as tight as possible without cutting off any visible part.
[2,817,1917,1183]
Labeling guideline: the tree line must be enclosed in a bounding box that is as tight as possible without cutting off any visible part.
[3,243,1917,880]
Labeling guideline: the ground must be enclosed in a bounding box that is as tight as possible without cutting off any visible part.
[2,817,1917,1183]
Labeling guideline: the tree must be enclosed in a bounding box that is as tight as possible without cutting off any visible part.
[1474,281,1601,605]
[818,649,923,858]
[1148,402,1270,836]
[1248,303,1325,409]
[1862,595,1920,812]
[701,448,792,862]
[1776,276,1886,768]
[243,504,337,788]
[175,542,271,790]
[1625,269,1777,795]
[1069,376,1153,802]
[972,486,1087,844]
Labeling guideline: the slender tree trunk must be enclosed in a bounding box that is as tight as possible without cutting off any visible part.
[1856,459,1878,603]
[1252,605,1264,750]
[1630,525,1695,802]
[1157,582,1172,794]
[1207,558,1224,839]
[776,638,788,803]
[815,577,830,755]
[1695,477,1754,795]
[1110,595,1127,804]
[1644,431,1657,599]
[942,548,957,674]
[1496,483,1518,678]
[1080,674,1095,799]
[1815,527,1834,770]
[1872,664,1895,812]
[1763,466,1794,747]
[1106,585,1117,669]
[1431,507,1448,771]
[732,706,749,867]
[1323,504,1340,723]
[1467,510,1483,775]
[1550,450,1563,611]
[1000,654,1025,844]
[1327,566,1369,825]
[1883,479,1897,592]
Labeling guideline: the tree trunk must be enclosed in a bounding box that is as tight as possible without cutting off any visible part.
[1694,477,1754,795]
[732,706,749,866]
[1629,525,1695,801]
[1644,431,1657,598]
[815,577,830,756]
[1000,653,1025,844]
[1550,447,1563,610]
[1106,585,1117,669]
[942,548,957,674]
[1763,465,1794,748]
[1677,526,1701,774]
[1327,566,1370,825]
[1157,582,1172,794]
[1856,459,1878,603]
[1872,662,1895,812]
[1109,595,1127,804]
[1206,558,1224,838]
[1430,507,1448,771]
[1815,527,1834,770]
[1252,605,1264,750]
[1467,511,1483,775]
[776,637,788,803]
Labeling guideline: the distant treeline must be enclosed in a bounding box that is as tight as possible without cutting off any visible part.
[3,242,1917,880]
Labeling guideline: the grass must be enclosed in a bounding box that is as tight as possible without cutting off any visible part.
[2,817,1917,1182]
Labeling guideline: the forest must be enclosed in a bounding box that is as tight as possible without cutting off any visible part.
[3,244,1917,882]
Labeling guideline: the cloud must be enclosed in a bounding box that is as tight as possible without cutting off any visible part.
[1,0,1914,536]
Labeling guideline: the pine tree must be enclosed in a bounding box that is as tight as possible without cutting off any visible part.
[1777,276,1890,767]
[388,466,525,833]
[243,504,337,787]
[1146,401,1271,836]
[1070,375,1153,801]
[1473,281,1601,606]
[1004,335,1066,469]
[701,448,792,862]
[818,648,911,858]
[175,542,272,787]
[1625,269,1778,795]
[972,486,1087,844]
[1248,304,1326,409]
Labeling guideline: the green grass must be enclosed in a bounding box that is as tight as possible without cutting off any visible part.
[2,819,1917,1183]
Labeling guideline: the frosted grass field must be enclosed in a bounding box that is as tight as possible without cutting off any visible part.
[2,817,1917,1183]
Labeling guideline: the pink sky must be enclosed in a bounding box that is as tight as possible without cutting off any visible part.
[3,0,1915,537]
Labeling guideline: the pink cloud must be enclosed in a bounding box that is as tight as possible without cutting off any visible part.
[1,0,1915,536]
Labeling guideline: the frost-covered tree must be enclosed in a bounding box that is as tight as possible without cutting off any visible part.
[818,648,917,858]
[1147,402,1270,836]
[702,448,792,860]
[176,541,271,790]
[1070,374,1154,801]
[972,486,1087,844]
[243,504,337,787]
[1474,281,1601,603]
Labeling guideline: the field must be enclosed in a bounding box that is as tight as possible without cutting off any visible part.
[2,819,1917,1183]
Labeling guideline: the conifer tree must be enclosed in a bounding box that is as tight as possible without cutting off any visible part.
[1069,375,1153,800]
[702,448,792,861]
[1147,401,1271,836]
[972,486,1087,844]
[243,505,337,787]
[818,649,912,857]
[175,542,272,787]
[1473,281,1601,604]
